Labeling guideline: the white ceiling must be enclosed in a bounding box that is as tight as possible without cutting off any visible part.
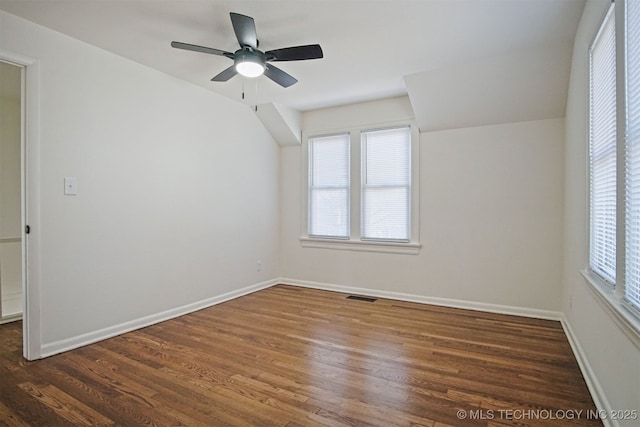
[405,42,574,131]
[0,0,584,113]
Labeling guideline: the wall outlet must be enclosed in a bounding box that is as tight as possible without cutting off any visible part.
[257,260,262,271]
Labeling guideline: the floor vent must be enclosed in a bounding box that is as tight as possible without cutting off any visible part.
[346,295,378,303]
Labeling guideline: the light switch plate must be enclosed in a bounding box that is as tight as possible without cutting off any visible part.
[64,177,77,195]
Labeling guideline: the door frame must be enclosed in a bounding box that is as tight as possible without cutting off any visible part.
[0,50,42,360]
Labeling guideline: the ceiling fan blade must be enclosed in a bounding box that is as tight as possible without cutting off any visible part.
[230,12,257,49]
[211,65,238,82]
[264,64,298,88]
[171,41,233,58]
[265,44,323,62]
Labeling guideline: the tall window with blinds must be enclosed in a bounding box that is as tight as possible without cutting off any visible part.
[626,0,640,312]
[308,133,350,238]
[589,4,616,285]
[361,127,411,241]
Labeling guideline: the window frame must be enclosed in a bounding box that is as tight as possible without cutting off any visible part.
[361,125,412,243]
[308,133,351,240]
[623,0,640,317]
[583,0,640,343]
[300,120,421,255]
[588,2,617,287]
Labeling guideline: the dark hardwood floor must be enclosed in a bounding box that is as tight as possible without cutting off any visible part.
[0,285,602,426]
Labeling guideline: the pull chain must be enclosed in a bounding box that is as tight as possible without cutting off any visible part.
[241,77,259,112]
[254,77,258,111]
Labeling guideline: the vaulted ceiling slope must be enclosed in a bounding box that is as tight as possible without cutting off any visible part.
[0,0,584,133]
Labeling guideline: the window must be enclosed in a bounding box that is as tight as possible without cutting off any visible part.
[361,127,411,241]
[626,0,640,313]
[589,4,617,285]
[303,123,419,254]
[308,133,350,239]
[585,0,640,330]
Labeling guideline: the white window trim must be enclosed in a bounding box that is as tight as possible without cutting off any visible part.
[624,0,640,322]
[300,236,421,255]
[300,120,421,255]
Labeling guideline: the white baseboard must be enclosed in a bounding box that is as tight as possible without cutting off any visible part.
[1,290,22,317]
[39,278,280,358]
[278,277,563,321]
[561,315,617,427]
[0,312,22,324]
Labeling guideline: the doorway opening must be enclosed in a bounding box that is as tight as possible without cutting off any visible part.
[0,60,24,325]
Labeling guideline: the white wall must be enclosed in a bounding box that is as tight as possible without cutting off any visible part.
[0,11,280,355]
[0,60,22,318]
[563,1,640,424]
[281,96,565,314]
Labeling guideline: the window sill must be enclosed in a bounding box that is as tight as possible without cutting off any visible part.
[300,237,421,255]
[580,269,640,350]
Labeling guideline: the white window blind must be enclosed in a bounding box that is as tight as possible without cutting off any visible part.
[309,134,350,238]
[361,127,411,241]
[589,4,617,285]
[626,0,640,311]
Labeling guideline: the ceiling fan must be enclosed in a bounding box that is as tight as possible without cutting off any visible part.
[171,12,323,88]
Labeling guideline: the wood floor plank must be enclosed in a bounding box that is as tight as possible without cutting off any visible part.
[0,285,602,426]
[83,345,248,426]
[0,400,29,427]
[16,382,113,426]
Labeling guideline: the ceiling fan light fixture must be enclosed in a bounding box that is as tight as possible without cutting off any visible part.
[236,60,264,77]
[235,51,265,78]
